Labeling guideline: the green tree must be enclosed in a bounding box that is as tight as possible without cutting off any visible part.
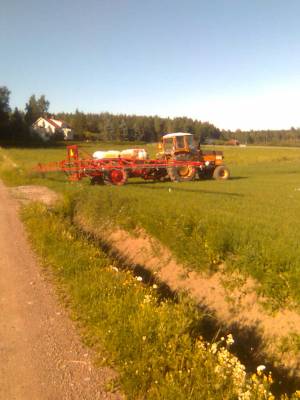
[37,95,49,116]
[0,86,11,139]
[198,122,221,143]
[10,108,28,142]
[154,116,163,138]
[72,109,86,136]
[0,86,11,120]
[119,119,129,141]
[25,94,50,125]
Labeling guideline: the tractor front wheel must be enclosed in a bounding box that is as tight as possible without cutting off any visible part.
[213,165,230,180]
[104,169,128,186]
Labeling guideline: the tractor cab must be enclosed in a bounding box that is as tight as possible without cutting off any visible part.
[159,132,196,156]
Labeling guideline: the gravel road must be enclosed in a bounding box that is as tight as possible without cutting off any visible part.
[0,180,122,400]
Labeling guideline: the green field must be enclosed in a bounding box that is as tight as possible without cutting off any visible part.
[1,142,300,398]
[1,143,300,308]
[2,143,300,309]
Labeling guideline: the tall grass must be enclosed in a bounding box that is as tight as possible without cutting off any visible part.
[22,201,280,399]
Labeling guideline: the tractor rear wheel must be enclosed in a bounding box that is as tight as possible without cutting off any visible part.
[104,169,128,186]
[167,154,196,182]
[213,165,230,180]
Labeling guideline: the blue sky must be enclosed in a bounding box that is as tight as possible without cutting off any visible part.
[1,0,300,130]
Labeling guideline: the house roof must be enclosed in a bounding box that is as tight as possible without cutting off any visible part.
[32,117,71,130]
[32,117,62,128]
[47,118,61,128]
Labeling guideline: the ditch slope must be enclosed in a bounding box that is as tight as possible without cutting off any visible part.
[75,214,300,379]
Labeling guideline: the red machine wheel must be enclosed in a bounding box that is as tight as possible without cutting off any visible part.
[104,169,128,186]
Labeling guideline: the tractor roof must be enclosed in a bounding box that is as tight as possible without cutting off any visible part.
[162,132,192,139]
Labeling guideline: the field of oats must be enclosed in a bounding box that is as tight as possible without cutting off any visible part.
[1,142,300,398]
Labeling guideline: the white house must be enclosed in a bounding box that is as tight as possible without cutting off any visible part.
[32,117,74,141]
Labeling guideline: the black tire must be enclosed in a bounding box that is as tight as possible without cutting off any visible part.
[198,168,213,180]
[167,154,196,182]
[212,165,230,180]
[152,168,168,182]
[104,169,128,186]
[90,175,104,185]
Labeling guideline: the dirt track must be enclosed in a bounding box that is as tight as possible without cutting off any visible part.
[0,180,122,400]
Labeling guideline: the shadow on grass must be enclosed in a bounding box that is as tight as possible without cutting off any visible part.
[126,176,247,185]
[229,176,248,180]
[272,170,300,175]
[132,265,300,396]
[29,174,245,198]
[131,184,244,197]
[196,313,300,397]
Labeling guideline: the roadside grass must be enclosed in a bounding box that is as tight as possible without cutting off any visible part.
[2,143,300,311]
[22,201,279,400]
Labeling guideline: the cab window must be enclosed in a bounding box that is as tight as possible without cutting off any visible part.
[186,135,195,149]
[175,136,185,149]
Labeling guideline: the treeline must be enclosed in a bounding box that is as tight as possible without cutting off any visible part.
[56,111,300,146]
[2,85,300,146]
[222,128,300,146]
[57,111,221,143]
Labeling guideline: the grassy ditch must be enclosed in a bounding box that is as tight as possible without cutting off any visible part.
[21,200,285,400]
